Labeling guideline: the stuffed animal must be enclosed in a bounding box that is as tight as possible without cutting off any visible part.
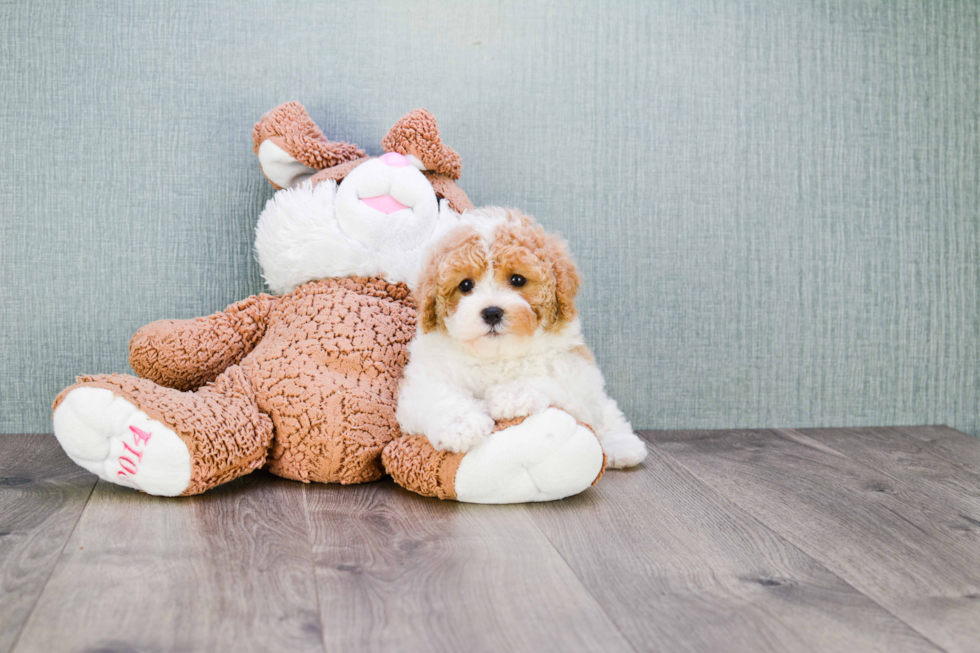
[51,102,607,503]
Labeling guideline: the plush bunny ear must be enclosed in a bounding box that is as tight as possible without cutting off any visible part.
[255,140,318,189]
[424,172,474,213]
[382,109,462,179]
[253,101,366,190]
[382,109,472,212]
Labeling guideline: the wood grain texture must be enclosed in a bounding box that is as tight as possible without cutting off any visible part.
[650,429,980,653]
[889,425,980,475]
[12,471,324,653]
[790,426,980,519]
[0,435,96,653]
[305,479,633,653]
[5,429,979,652]
[526,447,941,653]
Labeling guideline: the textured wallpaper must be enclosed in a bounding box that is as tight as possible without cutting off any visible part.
[1,0,977,436]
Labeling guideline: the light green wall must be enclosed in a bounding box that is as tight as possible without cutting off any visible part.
[1,0,977,435]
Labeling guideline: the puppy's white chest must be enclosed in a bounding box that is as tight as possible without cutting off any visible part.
[468,355,554,394]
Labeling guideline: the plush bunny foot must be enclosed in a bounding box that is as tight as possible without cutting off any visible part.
[601,429,648,469]
[455,408,604,503]
[53,386,192,496]
[53,370,273,496]
[383,408,605,504]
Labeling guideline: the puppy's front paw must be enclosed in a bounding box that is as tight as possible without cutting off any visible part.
[485,384,550,421]
[602,430,648,468]
[428,412,495,454]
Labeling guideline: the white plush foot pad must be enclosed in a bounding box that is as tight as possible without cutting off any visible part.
[601,429,648,468]
[454,408,604,504]
[53,387,192,496]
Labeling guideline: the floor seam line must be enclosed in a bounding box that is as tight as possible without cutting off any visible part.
[649,437,952,653]
[774,427,980,556]
[520,504,641,653]
[8,474,98,653]
[783,426,980,500]
[302,483,330,653]
[897,426,979,477]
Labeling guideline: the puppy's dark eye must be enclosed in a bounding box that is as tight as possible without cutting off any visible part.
[458,279,474,293]
[510,274,527,287]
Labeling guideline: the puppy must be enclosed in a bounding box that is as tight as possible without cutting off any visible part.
[397,207,647,468]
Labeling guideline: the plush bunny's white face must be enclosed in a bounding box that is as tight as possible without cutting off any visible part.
[334,153,440,252]
[254,156,459,295]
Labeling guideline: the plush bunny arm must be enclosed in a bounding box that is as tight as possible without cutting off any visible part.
[129,294,280,391]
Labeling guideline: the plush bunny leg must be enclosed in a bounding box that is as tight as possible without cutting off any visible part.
[382,431,464,500]
[263,370,402,486]
[383,408,606,504]
[52,366,272,496]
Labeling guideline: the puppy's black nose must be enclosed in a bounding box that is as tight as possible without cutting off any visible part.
[481,306,504,326]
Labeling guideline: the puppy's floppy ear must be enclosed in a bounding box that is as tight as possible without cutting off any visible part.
[415,225,485,333]
[544,231,581,328]
[414,251,441,333]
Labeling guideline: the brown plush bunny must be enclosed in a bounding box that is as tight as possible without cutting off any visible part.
[51,103,605,502]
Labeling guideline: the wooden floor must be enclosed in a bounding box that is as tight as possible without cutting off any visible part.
[2,427,978,653]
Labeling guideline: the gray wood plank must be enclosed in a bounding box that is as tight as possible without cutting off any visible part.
[12,470,324,653]
[789,426,980,521]
[890,426,980,475]
[0,435,97,653]
[526,447,942,653]
[305,479,635,653]
[650,429,980,653]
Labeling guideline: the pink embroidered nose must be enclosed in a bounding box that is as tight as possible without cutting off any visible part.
[380,152,410,167]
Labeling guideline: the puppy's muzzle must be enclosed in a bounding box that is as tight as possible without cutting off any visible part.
[481,306,504,326]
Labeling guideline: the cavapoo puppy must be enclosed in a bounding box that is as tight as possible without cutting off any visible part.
[397,207,647,468]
